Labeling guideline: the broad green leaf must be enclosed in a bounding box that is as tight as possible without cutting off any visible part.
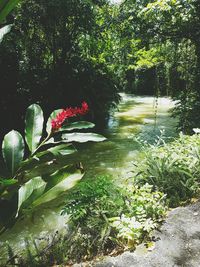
[0,0,8,10]
[48,144,77,156]
[193,128,200,134]
[43,137,69,145]
[18,144,76,172]
[44,138,57,145]
[0,0,20,24]
[32,165,84,207]
[60,121,95,132]
[32,144,76,157]
[19,149,53,166]
[0,24,11,43]
[61,132,106,143]
[2,130,25,176]
[46,109,62,134]
[0,178,17,186]
[17,176,46,216]
[25,104,44,153]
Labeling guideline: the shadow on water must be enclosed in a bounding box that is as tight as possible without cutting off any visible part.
[0,94,178,263]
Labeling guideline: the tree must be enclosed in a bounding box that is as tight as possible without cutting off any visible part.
[0,0,120,138]
[116,0,200,131]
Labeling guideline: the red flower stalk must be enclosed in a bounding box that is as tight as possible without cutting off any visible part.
[51,101,89,131]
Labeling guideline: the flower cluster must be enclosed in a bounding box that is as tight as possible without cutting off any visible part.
[51,102,89,131]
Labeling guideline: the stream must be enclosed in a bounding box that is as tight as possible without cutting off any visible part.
[0,94,178,264]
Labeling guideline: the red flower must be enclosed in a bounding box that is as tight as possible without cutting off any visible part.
[51,102,89,132]
[81,101,89,112]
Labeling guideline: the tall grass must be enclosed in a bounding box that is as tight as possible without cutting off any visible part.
[135,133,200,207]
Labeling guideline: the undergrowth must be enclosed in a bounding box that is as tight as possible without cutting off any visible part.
[5,133,200,266]
[60,175,166,264]
[135,132,200,207]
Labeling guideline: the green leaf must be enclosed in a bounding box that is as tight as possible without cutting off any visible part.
[0,0,8,11]
[18,144,76,168]
[0,0,20,24]
[25,104,44,153]
[46,109,62,134]
[0,178,17,186]
[43,137,68,145]
[0,24,11,43]
[31,165,84,207]
[48,144,77,156]
[61,132,106,143]
[17,176,46,216]
[60,121,95,132]
[2,130,25,176]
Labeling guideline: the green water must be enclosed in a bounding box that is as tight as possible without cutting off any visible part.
[0,94,177,263]
[69,94,177,179]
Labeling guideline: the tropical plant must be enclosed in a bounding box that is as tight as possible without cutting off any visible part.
[110,183,166,248]
[61,175,123,263]
[0,0,20,24]
[60,176,166,264]
[135,133,200,207]
[0,0,121,139]
[0,0,20,42]
[0,101,106,233]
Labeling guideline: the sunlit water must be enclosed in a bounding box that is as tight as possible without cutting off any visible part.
[0,94,177,263]
[72,94,177,179]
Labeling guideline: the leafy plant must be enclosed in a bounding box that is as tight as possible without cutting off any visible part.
[61,175,123,263]
[0,102,106,233]
[4,153,167,265]
[135,133,200,207]
[0,0,20,43]
[110,215,143,248]
[110,183,166,248]
[0,24,11,42]
[0,0,20,24]
[61,176,166,264]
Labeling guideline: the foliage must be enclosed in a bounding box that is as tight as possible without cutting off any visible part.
[111,0,200,131]
[0,0,20,43]
[5,133,200,264]
[1,0,200,133]
[60,176,166,264]
[0,24,11,42]
[172,90,200,133]
[0,0,20,24]
[110,183,166,248]
[61,176,123,263]
[135,132,200,207]
[0,0,120,139]
[0,102,105,233]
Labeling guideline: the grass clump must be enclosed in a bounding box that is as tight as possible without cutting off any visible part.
[135,133,200,207]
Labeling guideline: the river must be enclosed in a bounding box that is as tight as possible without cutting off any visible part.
[0,94,178,264]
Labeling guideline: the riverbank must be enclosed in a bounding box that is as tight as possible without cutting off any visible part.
[3,131,200,266]
[0,94,178,265]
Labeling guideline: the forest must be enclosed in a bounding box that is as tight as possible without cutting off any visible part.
[0,0,200,266]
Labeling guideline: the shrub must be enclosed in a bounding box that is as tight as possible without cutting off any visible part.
[135,132,200,207]
[6,149,170,265]
[0,102,106,234]
[61,176,166,264]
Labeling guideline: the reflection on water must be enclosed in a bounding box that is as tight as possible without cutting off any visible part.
[0,94,177,263]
